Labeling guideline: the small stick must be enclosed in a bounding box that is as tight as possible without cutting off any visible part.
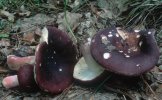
[104,85,135,100]
[141,75,159,100]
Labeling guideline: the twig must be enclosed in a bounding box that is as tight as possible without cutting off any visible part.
[0,91,11,100]
[104,85,135,100]
[93,75,112,94]
[57,83,74,100]
[141,75,159,100]
[123,95,127,100]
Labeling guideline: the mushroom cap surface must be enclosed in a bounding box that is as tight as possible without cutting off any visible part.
[35,26,78,94]
[91,27,159,76]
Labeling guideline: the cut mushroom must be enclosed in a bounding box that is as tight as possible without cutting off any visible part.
[91,27,159,76]
[2,64,38,91]
[34,26,78,94]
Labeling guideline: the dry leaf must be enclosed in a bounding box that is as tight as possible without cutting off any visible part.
[23,32,36,44]
[0,39,10,47]
[0,10,14,22]
[56,11,82,31]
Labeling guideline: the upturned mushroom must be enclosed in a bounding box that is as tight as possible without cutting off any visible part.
[90,27,159,76]
[34,26,79,94]
[2,64,38,91]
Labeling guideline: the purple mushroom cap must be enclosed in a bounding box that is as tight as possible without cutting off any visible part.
[35,26,78,94]
[90,27,159,76]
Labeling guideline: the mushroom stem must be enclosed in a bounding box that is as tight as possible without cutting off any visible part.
[2,75,19,89]
[7,55,35,70]
[2,64,39,91]
[73,42,105,82]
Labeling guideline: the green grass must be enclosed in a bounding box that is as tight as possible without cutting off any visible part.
[120,0,162,30]
[0,0,43,12]
[64,0,78,44]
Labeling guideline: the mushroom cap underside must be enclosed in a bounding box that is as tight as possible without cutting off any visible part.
[35,42,75,94]
[73,42,106,84]
[35,26,78,94]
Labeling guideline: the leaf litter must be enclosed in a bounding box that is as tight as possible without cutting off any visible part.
[0,0,162,100]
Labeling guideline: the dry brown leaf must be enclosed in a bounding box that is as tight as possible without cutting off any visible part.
[151,66,160,73]
[23,32,36,44]
[56,11,82,32]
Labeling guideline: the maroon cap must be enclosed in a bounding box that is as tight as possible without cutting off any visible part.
[90,27,159,76]
[35,26,78,94]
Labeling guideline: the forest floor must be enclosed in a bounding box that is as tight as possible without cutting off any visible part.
[0,0,162,100]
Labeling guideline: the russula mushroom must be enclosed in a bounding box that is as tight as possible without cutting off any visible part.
[7,55,35,70]
[90,27,159,76]
[73,40,108,84]
[2,64,38,91]
[34,26,78,94]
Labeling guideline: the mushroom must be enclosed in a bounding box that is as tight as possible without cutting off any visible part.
[34,26,78,94]
[2,64,38,91]
[90,27,159,76]
[7,55,35,70]
[73,41,108,84]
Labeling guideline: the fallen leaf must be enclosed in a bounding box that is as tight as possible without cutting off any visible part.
[12,14,55,33]
[0,39,10,47]
[0,48,12,56]
[0,10,14,22]
[151,66,160,73]
[34,27,42,36]
[56,11,82,32]
[97,0,129,19]
[12,46,35,56]
[23,32,36,44]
